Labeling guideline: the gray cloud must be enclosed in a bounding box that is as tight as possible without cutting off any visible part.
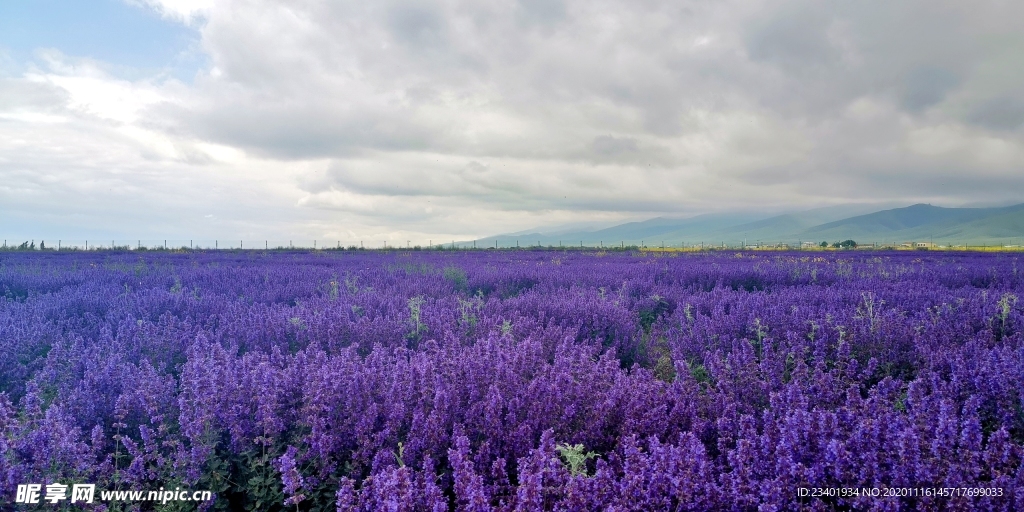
[163,101,440,158]
[967,97,1024,131]
[746,5,838,70]
[0,77,69,112]
[900,67,959,113]
[389,2,448,49]
[517,0,566,28]
[589,135,640,158]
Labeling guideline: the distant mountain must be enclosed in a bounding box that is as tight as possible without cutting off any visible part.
[473,212,764,248]
[501,220,625,237]
[802,203,1024,244]
[681,204,905,244]
[585,213,764,242]
[698,214,811,244]
[467,202,1024,247]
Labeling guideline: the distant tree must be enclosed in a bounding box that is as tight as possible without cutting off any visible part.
[839,240,857,248]
[819,241,828,248]
[39,241,46,250]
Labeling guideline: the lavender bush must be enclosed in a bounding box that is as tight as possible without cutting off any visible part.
[1,249,1022,510]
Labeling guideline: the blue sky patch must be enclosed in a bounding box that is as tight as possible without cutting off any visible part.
[0,0,203,80]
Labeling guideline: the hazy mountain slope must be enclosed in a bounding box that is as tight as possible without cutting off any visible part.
[903,205,1024,243]
[467,203,1024,247]
[683,204,909,244]
[585,213,763,241]
[801,203,1024,243]
[474,213,765,246]
[803,204,990,235]
[701,214,810,243]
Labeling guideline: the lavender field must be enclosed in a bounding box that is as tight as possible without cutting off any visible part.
[1,249,1022,511]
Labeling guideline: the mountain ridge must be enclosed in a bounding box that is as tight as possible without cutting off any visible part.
[467,203,1024,247]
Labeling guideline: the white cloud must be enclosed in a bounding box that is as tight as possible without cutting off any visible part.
[27,71,165,124]
[125,0,213,26]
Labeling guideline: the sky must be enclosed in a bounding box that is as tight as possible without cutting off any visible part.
[2,0,1023,245]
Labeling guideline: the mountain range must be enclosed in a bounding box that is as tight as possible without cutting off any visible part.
[468,203,1024,248]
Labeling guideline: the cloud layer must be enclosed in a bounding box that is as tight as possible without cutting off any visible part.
[2,0,1023,242]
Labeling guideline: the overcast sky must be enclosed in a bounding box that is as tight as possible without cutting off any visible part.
[2,0,1023,244]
